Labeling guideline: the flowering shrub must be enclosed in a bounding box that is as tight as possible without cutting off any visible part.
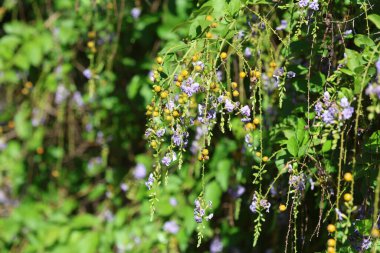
[0,0,379,252]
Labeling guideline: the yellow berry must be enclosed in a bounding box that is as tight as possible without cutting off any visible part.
[160,91,168,99]
[245,123,255,131]
[178,98,184,104]
[327,246,336,253]
[166,115,172,121]
[153,111,159,117]
[253,117,260,125]
[157,66,163,72]
[172,111,179,117]
[192,55,199,62]
[87,41,95,48]
[270,61,277,68]
[371,228,380,238]
[233,90,239,97]
[231,82,238,89]
[327,224,336,233]
[195,65,202,72]
[21,88,29,95]
[177,75,183,82]
[255,152,261,157]
[343,193,352,202]
[154,86,161,92]
[262,156,269,162]
[156,56,163,64]
[151,141,157,149]
[164,109,170,114]
[220,52,227,59]
[88,31,96,39]
[25,81,33,88]
[206,32,213,39]
[146,111,152,116]
[327,239,336,247]
[176,81,181,87]
[279,204,287,212]
[202,148,209,156]
[344,172,353,182]
[181,70,189,77]
[206,15,213,21]
[239,71,246,78]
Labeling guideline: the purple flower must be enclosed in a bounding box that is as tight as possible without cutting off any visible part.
[145,173,154,190]
[131,7,141,19]
[55,84,70,104]
[322,110,334,124]
[163,221,179,234]
[289,174,306,191]
[133,163,147,179]
[169,197,178,207]
[156,128,165,137]
[162,155,171,166]
[299,0,309,7]
[216,70,223,81]
[376,58,380,76]
[309,0,319,10]
[342,106,354,120]
[229,185,246,199]
[244,47,252,58]
[260,199,271,213]
[210,237,223,253]
[83,69,92,79]
[181,78,200,97]
[340,97,350,108]
[249,194,258,213]
[72,91,84,107]
[315,102,323,116]
[240,105,251,117]
[276,20,288,30]
[120,183,129,192]
[225,99,235,112]
[205,213,213,221]
[366,83,380,99]
[245,134,252,146]
[335,208,344,221]
[287,71,296,78]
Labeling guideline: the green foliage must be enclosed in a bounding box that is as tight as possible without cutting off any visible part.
[0,0,380,252]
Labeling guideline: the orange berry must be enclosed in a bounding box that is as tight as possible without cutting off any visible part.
[327,239,336,247]
[343,172,353,182]
[327,224,336,233]
[343,193,352,202]
[36,147,44,155]
[279,204,287,212]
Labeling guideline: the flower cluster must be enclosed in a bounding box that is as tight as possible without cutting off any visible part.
[194,199,213,223]
[299,0,319,10]
[249,194,271,213]
[315,92,354,125]
[145,173,154,190]
[163,220,179,234]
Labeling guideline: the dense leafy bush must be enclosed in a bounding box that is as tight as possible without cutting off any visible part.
[0,0,380,252]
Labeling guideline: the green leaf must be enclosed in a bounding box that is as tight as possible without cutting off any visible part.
[215,159,231,191]
[287,136,298,157]
[368,14,380,29]
[205,181,222,208]
[127,75,141,99]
